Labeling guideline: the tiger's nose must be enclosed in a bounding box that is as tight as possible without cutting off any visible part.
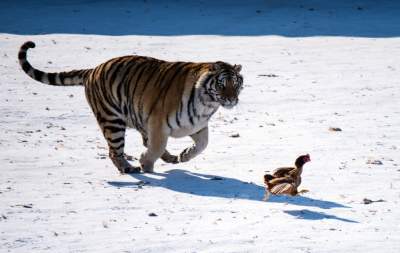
[232,99,238,106]
[224,98,238,108]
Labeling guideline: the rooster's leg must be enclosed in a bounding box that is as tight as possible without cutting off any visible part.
[298,189,309,194]
[263,190,270,201]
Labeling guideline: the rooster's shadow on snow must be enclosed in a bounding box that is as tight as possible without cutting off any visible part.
[108,169,349,210]
[284,209,358,223]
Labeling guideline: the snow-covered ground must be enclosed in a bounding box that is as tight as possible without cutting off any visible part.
[1,1,400,252]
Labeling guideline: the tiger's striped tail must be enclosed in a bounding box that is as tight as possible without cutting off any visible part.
[18,41,91,86]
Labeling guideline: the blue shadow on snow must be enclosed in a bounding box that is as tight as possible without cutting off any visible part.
[284,209,358,223]
[108,169,349,210]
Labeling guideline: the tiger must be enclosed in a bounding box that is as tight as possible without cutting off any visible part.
[18,41,243,173]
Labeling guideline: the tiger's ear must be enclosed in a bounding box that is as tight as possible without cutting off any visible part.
[209,62,223,75]
[212,61,224,71]
[234,64,242,72]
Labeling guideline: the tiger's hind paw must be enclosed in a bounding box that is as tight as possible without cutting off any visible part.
[117,164,141,174]
[161,154,179,164]
[122,166,141,174]
[111,155,140,174]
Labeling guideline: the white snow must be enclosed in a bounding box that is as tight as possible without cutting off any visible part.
[1,1,400,252]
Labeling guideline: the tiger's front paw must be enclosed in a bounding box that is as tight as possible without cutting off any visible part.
[139,154,155,173]
[178,148,192,163]
[141,165,153,173]
[140,162,154,173]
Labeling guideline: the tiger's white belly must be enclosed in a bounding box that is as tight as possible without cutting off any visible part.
[170,120,208,138]
[169,100,219,138]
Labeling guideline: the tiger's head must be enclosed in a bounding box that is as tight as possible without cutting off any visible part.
[206,62,243,109]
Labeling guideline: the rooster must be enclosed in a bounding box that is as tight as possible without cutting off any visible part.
[263,154,311,201]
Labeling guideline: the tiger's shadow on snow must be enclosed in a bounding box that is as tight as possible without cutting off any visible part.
[108,169,349,210]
